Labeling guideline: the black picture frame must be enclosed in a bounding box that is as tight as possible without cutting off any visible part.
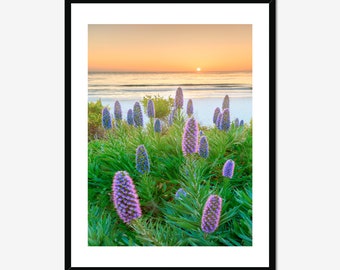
[65,1,276,269]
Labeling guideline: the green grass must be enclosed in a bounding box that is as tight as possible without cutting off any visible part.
[88,108,252,246]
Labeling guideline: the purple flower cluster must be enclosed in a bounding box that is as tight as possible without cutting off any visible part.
[213,107,221,124]
[127,109,134,125]
[240,120,244,126]
[102,107,112,130]
[114,101,122,121]
[201,195,222,233]
[133,102,143,127]
[222,159,235,178]
[136,145,150,174]
[186,99,193,116]
[182,118,199,156]
[199,136,209,159]
[147,99,155,118]
[112,171,142,224]
[168,109,176,126]
[219,108,230,131]
[154,118,161,133]
[175,188,187,199]
[234,118,239,127]
[216,112,223,130]
[222,94,230,110]
[174,87,184,109]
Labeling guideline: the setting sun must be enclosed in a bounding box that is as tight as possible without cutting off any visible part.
[196,67,201,72]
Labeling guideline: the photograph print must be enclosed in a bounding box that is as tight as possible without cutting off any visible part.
[88,24,253,247]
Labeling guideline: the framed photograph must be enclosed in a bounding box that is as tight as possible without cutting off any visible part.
[65,1,276,269]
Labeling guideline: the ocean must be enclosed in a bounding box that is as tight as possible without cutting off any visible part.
[88,71,252,127]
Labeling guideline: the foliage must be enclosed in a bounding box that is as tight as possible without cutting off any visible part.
[88,99,109,141]
[141,95,174,120]
[88,103,253,246]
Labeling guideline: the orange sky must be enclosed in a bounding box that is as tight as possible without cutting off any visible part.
[88,24,252,72]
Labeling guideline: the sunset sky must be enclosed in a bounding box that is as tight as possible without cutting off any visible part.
[88,24,252,72]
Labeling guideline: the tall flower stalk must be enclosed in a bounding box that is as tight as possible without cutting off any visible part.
[182,118,199,156]
[222,159,235,178]
[222,94,230,110]
[174,87,184,109]
[133,102,143,127]
[201,195,222,233]
[136,145,150,174]
[213,107,221,124]
[234,118,239,127]
[147,99,155,118]
[199,136,209,159]
[102,107,112,130]
[154,118,161,133]
[127,109,134,125]
[219,108,230,131]
[112,171,142,224]
[114,101,122,121]
[216,112,223,130]
[186,99,193,116]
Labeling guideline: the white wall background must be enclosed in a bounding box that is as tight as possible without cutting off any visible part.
[0,0,339,269]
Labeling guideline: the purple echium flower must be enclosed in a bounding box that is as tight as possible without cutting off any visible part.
[168,108,176,126]
[114,101,122,121]
[240,120,244,126]
[182,117,199,156]
[186,99,193,116]
[213,107,221,124]
[234,118,239,127]
[154,118,161,133]
[136,145,150,174]
[222,159,235,178]
[199,136,209,159]
[174,87,184,109]
[219,108,230,131]
[112,171,142,224]
[201,195,222,233]
[216,112,223,130]
[147,99,155,118]
[102,107,112,129]
[222,94,230,110]
[127,109,134,125]
[133,102,143,127]
[175,188,187,199]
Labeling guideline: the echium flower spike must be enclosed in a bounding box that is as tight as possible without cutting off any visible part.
[175,188,187,199]
[147,99,155,118]
[234,118,239,127]
[168,108,176,126]
[112,171,142,224]
[240,120,244,126]
[199,136,209,159]
[114,101,122,121]
[136,145,150,174]
[222,159,235,178]
[154,118,161,133]
[133,102,143,127]
[201,195,222,233]
[102,107,112,130]
[127,109,134,125]
[174,87,184,109]
[219,108,230,131]
[216,112,223,130]
[186,99,193,116]
[222,94,230,110]
[182,117,199,156]
[213,107,221,124]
